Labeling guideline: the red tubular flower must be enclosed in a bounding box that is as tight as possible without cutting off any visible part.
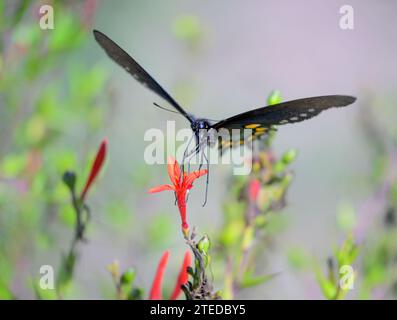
[148,156,207,236]
[248,179,261,202]
[80,139,107,201]
[149,250,170,300]
[170,250,192,300]
[149,250,192,300]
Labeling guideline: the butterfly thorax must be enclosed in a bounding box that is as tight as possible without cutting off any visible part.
[191,119,211,133]
[191,119,213,147]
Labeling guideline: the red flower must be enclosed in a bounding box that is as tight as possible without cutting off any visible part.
[149,156,207,236]
[149,250,192,300]
[80,139,107,201]
[170,250,192,300]
[248,179,261,202]
[149,250,170,300]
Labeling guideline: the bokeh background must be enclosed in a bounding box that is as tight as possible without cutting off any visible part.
[1,0,397,299]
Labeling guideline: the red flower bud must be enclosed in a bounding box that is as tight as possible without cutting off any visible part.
[170,251,192,300]
[149,250,170,300]
[248,179,261,202]
[80,139,107,201]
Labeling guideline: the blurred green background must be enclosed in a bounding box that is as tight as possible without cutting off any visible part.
[1,0,397,299]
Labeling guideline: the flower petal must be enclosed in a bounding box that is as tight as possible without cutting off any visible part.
[167,156,181,186]
[170,250,192,300]
[184,169,208,189]
[149,250,170,300]
[176,192,188,232]
[148,184,174,193]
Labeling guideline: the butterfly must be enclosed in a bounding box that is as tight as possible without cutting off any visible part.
[93,30,356,203]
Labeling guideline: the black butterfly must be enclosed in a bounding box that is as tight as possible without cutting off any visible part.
[93,30,356,202]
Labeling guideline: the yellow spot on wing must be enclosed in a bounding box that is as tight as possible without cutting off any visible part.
[255,127,267,133]
[245,124,261,129]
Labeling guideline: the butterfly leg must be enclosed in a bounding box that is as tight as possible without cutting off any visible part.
[183,137,207,180]
[185,139,202,172]
[201,143,210,207]
[181,133,195,174]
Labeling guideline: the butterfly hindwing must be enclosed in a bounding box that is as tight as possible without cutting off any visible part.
[213,95,356,152]
[93,30,193,123]
[217,124,273,154]
[213,95,356,130]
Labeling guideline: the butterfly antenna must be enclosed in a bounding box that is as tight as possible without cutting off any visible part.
[153,102,185,116]
[154,102,219,122]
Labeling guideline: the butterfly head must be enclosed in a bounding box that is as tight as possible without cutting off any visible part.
[191,119,211,147]
[191,119,211,133]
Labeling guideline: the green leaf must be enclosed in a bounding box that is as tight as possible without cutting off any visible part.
[197,235,210,255]
[148,214,174,247]
[316,270,337,300]
[52,150,78,173]
[223,201,246,222]
[25,115,46,145]
[1,153,27,177]
[36,233,52,251]
[0,282,13,300]
[172,15,202,43]
[31,278,57,300]
[56,251,76,295]
[59,205,76,228]
[120,268,136,286]
[48,13,85,52]
[240,272,278,288]
[106,202,133,230]
[267,90,282,105]
[336,203,356,232]
[265,214,288,234]
[287,248,311,270]
[335,235,359,267]
[70,64,107,100]
[219,220,244,247]
[128,287,144,300]
[12,22,41,47]
[241,226,254,250]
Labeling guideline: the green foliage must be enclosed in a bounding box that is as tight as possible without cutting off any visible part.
[213,91,299,298]
[267,90,282,106]
[336,203,357,232]
[107,261,144,300]
[287,247,311,271]
[183,234,221,300]
[172,15,202,48]
[240,272,277,289]
[105,201,133,231]
[314,235,359,300]
[0,1,109,299]
[359,230,397,299]
[1,1,396,302]
[148,213,175,248]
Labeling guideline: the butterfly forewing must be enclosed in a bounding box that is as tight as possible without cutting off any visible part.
[93,30,193,123]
